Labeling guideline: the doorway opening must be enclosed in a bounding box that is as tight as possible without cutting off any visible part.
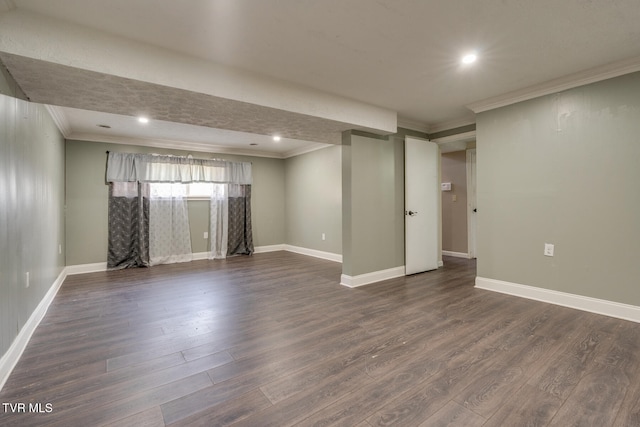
[432,131,476,263]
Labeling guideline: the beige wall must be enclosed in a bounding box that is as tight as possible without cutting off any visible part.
[441,151,468,254]
[0,92,65,356]
[285,146,342,254]
[65,140,286,265]
[477,71,640,306]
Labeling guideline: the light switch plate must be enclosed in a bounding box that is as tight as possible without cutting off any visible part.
[544,243,554,257]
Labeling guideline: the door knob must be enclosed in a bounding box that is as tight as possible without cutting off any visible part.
[406,210,418,216]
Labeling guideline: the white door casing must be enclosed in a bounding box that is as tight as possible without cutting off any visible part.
[405,137,439,275]
[466,148,477,259]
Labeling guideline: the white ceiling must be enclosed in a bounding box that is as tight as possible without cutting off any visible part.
[2,0,640,156]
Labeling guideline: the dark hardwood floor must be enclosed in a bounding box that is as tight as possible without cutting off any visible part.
[1,252,639,426]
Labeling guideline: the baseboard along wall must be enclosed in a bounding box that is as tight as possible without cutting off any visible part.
[475,276,640,324]
[442,250,470,259]
[341,266,406,288]
[0,268,67,391]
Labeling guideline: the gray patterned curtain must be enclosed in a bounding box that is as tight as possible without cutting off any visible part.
[227,184,254,256]
[107,182,150,269]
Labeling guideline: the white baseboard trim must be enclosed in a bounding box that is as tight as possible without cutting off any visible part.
[475,276,640,324]
[192,252,209,261]
[254,244,286,253]
[0,267,67,391]
[283,245,342,263]
[194,247,289,259]
[442,251,470,259]
[341,266,406,288]
[65,245,339,273]
[65,262,108,275]
[64,244,338,274]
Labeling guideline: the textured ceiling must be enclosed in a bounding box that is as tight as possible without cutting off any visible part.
[0,53,359,146]
[3,0,640,154]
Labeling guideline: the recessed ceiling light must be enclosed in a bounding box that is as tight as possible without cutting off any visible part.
[273,136,281,142]
[461,53,477,65]
[138,117,149,124]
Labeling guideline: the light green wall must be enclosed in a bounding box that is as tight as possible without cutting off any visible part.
[0,92,65,356]
[65,140,285,265]
[187,200,210,253]
[342,132,406,276]
[284,146,342,254]
[477,72,640,306]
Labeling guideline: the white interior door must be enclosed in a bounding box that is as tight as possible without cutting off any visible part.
[405,137,439,275]
[466,149,477,259]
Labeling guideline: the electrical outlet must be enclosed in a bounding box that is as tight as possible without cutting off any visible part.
[59,244,62,255]
[203,231,208,239]
[25,272,30,288]
[322,233,326,241]
[544,243,554,257]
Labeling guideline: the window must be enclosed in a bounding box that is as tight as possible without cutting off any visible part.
[187,182,215,199]
[149,182,219,199]
[149,183,187,199]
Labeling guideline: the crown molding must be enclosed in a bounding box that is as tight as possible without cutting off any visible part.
[397,117,430,133]
[66,132,289,159]
[282,143,334,159]
[431,130,476,145]
[467,55,640,114]
[68,131,330,160]
[428,117,476,134]
[44,105,71,137]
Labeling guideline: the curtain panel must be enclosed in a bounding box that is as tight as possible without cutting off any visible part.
[107,182,150,269]
[106,152,252,184]
[208,184,254,259]
[227,184,254,256]
[149,183,193,266]
[209,184,229,259]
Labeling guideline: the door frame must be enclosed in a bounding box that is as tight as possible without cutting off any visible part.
[431,130,477,260]
[466,148,477,259]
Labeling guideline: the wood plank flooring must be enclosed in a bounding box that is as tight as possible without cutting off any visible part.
[1,252,639,426]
